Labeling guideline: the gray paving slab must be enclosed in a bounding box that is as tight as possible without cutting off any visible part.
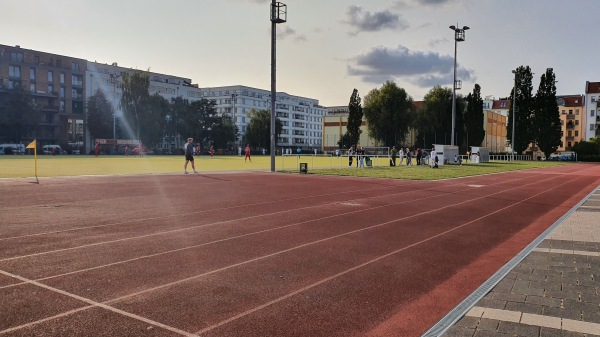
[425,188,600,337]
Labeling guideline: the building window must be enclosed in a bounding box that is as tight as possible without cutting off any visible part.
[71,62,79,71]
[30,83,35,92]
[591,110,595,117]
[72,75,83,86]
[575,131,579,137]
[60,73,65,84]
[30,68,36,80]
[60,100,65,112]
[60,87,65,98]
[567,142,572,148]
[10,52,24,62]
[576,109,579,115]
[591,124,596,131]
[48,85,54,94]
[9,65,21,78]
[48,71,53,83]
[575,120,579,125]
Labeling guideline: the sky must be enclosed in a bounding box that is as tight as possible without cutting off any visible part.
[1,0,598,107]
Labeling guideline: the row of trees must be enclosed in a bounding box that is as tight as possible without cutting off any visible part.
[1,69,282,153]
[88,70,281,152]
[343,67,564,158]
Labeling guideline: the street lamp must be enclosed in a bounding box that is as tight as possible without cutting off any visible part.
[449,24,470,146]
[511,69,517,161]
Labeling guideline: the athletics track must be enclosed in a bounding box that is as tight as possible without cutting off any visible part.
[1,163,600,336]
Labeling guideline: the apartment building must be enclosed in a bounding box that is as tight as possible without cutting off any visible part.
[557,95,585,151]
[86,61,202,152]
[0,44,87,149]
[584,81,600,141]
[200,85,326,151]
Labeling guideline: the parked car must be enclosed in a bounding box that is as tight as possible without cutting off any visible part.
[0,144,25,155]
[42,145,62,155]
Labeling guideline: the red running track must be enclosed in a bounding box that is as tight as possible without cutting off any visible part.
[1,163,600,336]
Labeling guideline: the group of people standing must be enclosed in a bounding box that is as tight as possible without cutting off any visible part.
[390,147,427,166]
[347,145,367,168]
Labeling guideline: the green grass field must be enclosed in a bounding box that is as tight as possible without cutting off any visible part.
[0,154,567,180]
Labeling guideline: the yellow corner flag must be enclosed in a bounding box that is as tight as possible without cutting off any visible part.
[26,139,38,181]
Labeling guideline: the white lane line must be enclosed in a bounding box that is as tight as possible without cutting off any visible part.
[0,270,198,337]
[0,175,531,285]
[466,306,600,335]
[1,173,577,335]
[0,184,404,241]
[194,175,584,335]
[1,175,525,263]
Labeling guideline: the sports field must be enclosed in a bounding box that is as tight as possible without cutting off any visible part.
[0,154,566,179]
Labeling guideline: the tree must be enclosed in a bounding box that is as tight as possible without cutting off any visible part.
[363,81,413,147]
[572,140,600,157]
[346,88,363,147]
[338,133,351,149]
[533,68,561,158]
[415,86,464,147]
[508,66,535,154]
[210,116,237,150]
[86,89,114,140]
[464,84,485,149]
[141,93,170,148]
[0,87,39,143]
[244,109,282,151]
[177,98,221,148]
[120,70,150,141]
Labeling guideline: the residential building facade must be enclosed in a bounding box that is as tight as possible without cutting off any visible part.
[201,85,326,152]
[0,44,87,149]
[557,95,585,151]
[584,81,600,141]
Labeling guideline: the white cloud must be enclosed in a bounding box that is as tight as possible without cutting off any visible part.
[342,6,408,35]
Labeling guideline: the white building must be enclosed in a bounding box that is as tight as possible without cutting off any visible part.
[200,85,326,151]
[583,81,600,141]
[85,61,203,152]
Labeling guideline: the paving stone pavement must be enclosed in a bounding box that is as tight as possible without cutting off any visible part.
[437,188,600,337]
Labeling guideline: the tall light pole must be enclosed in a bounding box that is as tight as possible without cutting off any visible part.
[449,24,469,146]
[270,1,286,172]
[511,69,517,161]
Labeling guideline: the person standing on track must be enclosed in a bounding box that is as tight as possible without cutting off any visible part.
[244,144,252,162]
[184,138,198,174]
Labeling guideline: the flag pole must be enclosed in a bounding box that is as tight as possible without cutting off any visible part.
[26,139,38,183]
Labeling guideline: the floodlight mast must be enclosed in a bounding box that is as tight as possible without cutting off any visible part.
[270,1,286,172]
[449,24,469,146]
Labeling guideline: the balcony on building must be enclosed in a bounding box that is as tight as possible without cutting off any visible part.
[566,114,575,120]
[566,136,575,141]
